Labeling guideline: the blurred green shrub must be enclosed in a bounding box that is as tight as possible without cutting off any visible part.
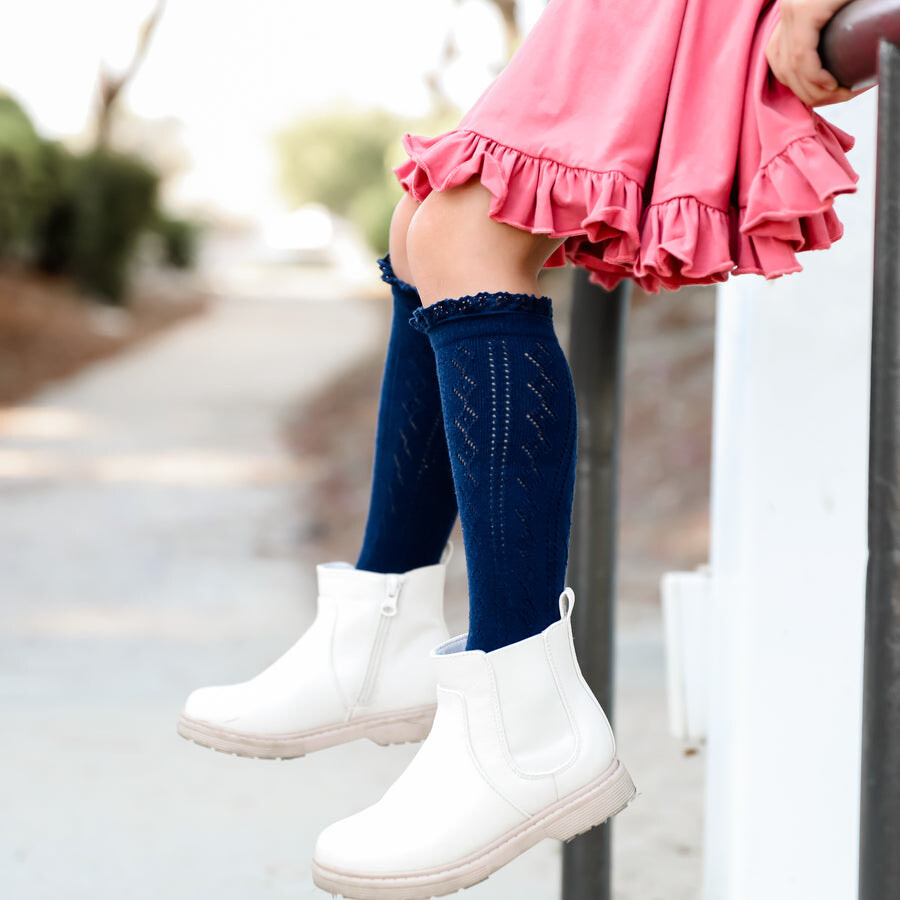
[0,93,198,304]
[34,144,158,303]
[152,215,199,269]
[66,150,159,302]
[0,95,49,256]
[33,140,78,274]
[36,147,159,303]
[276,107,461,255]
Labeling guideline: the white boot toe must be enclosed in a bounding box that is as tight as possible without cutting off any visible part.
[182,684,247,726]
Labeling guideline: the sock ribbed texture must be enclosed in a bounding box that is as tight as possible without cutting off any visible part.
[355,256,458,574]
[411,291,577,653]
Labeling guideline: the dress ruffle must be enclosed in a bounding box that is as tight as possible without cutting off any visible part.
[633,198,735,293]
[733,133,855,281]
[394,114,858,295]
[395,129,643,275]
[392,0,861,294]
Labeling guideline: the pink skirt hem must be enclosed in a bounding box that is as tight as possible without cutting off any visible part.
[394,116,858,294]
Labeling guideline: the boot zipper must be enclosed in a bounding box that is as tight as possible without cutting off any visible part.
[354,574,401,709]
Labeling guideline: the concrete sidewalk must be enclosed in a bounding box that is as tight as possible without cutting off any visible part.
[0,270,703,899]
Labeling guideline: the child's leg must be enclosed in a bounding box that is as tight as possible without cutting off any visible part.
[355,194,458,574]
[406,179,574,652]
[312,179,635,898]
[176,197,464,759]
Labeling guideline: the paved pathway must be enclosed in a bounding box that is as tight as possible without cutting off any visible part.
[0,269,703,899]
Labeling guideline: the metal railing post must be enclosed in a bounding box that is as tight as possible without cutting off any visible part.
[858,35,900,900]
[562,269,630,900]
[822,4,900,895]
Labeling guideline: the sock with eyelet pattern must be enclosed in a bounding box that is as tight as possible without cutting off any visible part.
[355,256,459,575]
[410,291,577,653]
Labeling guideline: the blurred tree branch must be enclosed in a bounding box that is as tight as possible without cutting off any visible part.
[95,0,166,150]
[424,1,524,115]
[425,27,461,118]
[485,0,523,59]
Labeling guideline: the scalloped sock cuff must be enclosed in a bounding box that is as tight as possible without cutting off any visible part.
[411,291,577,653]
[355,256,458,575]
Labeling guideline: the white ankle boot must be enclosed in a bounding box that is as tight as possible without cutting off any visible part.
[177,546,453,759]
[312,588,636,899]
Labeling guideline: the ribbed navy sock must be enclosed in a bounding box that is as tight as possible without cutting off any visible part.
[411,292,577,653]
[355,256,458,574]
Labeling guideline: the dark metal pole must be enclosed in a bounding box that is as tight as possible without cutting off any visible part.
[562,269,630,900]
[859,36,900,900]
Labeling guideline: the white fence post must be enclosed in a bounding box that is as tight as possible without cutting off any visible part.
[703,92,877,900]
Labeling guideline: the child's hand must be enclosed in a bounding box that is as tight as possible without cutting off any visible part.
[766,0,860,107]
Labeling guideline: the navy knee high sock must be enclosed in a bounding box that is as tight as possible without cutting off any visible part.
[355,256,458,574]
[411,292,577,653]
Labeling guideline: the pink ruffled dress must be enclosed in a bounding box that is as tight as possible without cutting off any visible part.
[394,0,859,294]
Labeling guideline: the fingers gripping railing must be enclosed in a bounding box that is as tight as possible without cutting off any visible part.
[820,3,900,900]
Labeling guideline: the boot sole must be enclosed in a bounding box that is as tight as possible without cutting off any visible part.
[311,757,636,899]
[176,703,437,760]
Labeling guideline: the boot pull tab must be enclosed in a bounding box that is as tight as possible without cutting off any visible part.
[559,587,575,620]
[440,541,454,566]
[383,575,402,616]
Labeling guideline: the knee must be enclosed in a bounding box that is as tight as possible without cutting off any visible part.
[405,179,563,306]
[404,187,468,288]
[387,193,420,286]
